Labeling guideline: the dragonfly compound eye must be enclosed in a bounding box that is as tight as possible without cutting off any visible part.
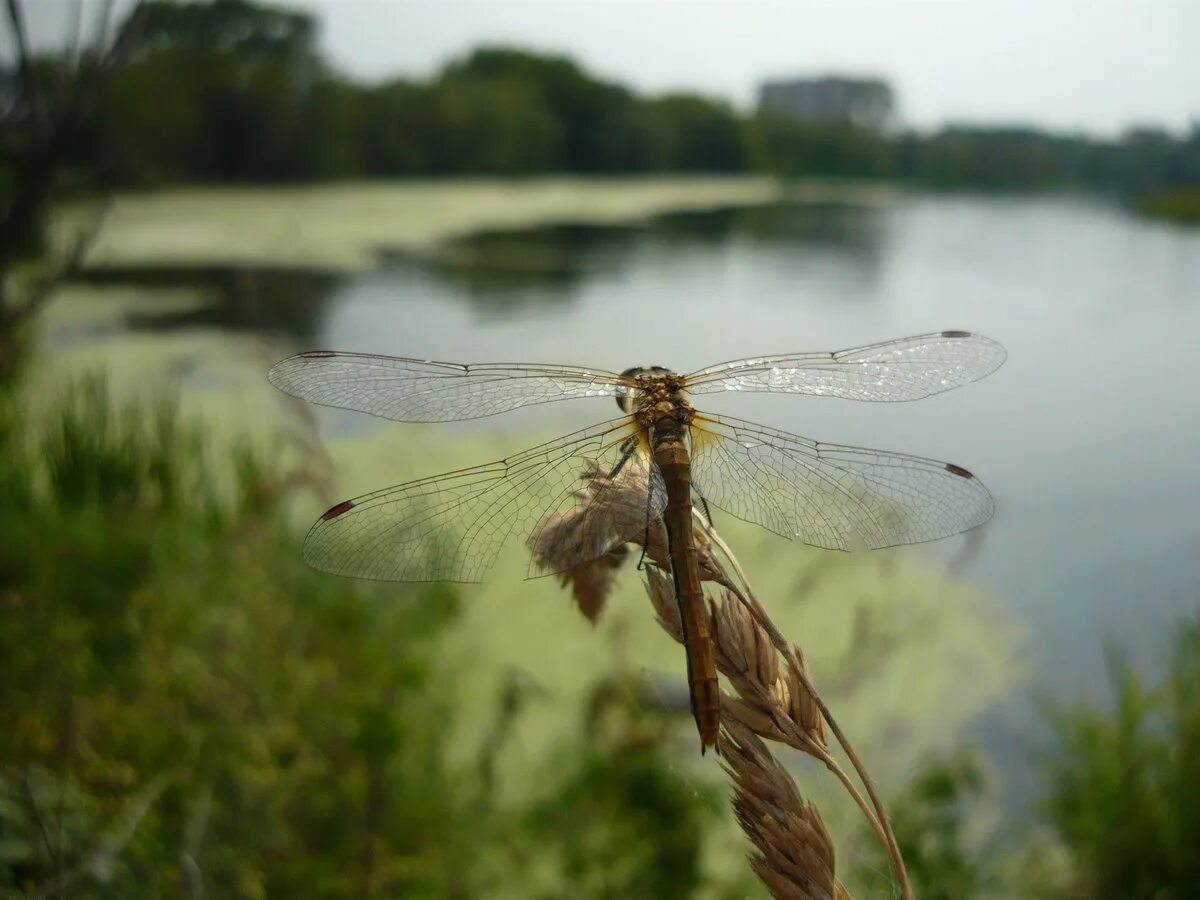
[616,366,644,412]
[615,383,636,412]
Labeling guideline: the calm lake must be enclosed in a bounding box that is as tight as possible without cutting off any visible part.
[59,188,1200,799]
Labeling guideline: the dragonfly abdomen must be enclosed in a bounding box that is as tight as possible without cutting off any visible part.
[651,415,720,752]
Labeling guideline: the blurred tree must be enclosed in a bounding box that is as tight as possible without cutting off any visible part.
[590,100,676,171]
[652,93,745,172]
[432,76,564,174]
[358,79,442,175]
[95,0,323,182]
[908,127,1071,189]
[747,111,890,177]
[7,0,1200,230]
[297,75,364,178]
[441,46,633,172]
[124,0,317,71]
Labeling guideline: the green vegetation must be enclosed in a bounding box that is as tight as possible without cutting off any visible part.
[9,0,1196,197]
[1035,623,1200,899]
[1136,185,1200,224]
[0,378,728,898]
[853,620,1200,900]
[84,4,749,183]
[875,752,996,900]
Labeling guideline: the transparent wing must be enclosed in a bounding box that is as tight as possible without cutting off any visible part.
[303,418,667,582]
[684,331,1005,401]
[269,352,628,422]
[690,413,993,551]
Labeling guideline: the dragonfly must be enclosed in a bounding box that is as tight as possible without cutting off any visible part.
[268,330,1005,752]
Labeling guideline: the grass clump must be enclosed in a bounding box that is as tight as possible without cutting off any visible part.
[1136,185,1200,224]
[0,376,466,897]
[857,751,998,900]
[1036,622,1200,899]
[0,377,726,898]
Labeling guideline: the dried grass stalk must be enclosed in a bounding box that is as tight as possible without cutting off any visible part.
[540,460,911,899]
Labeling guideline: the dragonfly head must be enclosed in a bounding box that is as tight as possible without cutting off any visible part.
[615,365,673,413]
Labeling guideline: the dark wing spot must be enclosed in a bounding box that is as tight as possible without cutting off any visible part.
[941,330,973,339]
[945,463,974,479]
[321,499,356,520]
[301,350,337,358]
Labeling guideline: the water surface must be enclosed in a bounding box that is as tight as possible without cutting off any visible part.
[61,191,1200,799]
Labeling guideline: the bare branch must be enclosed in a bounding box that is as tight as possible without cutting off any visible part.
[4,0,47,126]
[1,198,110,328]
[65,0,84,72]
[101,1,148,71]
[91,0,117,56]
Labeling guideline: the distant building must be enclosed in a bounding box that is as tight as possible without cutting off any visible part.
[758,76,895,130]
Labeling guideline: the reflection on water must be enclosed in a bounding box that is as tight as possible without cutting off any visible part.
[68,202,889,332]
[71,265,344,343]
[655,202,884,259]
[379,202,886,318]
[378,222,641,318]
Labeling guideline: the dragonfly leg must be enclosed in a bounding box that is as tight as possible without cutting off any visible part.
[693,483,716,530]
[634,471,656,572]
[606,437,637,479]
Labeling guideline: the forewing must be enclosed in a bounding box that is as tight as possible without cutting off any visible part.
[690,413,993,550]
[685,331,1005,402]
[304,418,666,582]
[269,352,628,422]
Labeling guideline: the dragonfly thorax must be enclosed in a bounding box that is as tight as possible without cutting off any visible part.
[615,365,686,415]
[614,368,693,433]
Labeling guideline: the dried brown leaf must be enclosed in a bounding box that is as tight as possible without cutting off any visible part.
[531,459,727,625]
[559,546,629,623]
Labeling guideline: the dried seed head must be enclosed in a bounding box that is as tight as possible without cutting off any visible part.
[536,461,889,898]
[720,721,849,900]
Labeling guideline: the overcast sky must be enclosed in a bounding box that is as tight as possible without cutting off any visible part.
[16,0,1200,136]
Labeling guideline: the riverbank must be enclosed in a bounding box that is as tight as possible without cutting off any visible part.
[1137,185,1200,224]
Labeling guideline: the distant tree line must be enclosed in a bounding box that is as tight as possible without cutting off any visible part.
[7,0,1200,195]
